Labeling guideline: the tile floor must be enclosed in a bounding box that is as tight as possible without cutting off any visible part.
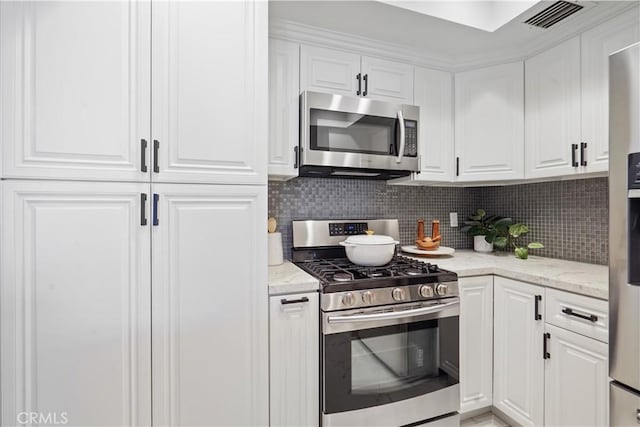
[460,412,511,427]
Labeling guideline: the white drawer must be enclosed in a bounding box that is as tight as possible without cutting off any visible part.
[545,288,608,343]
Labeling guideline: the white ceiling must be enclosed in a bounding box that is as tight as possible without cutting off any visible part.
[269,0,638,68]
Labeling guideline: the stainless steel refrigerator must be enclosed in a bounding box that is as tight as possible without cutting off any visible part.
[610,42,640,425]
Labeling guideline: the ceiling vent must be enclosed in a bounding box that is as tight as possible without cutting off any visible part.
[523,1,584,29]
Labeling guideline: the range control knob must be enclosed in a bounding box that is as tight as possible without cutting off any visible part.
[436,283,449,296]
[362,291,374,305]
[392,288,406,302]
[419,285,434,298]
[342,292,356,307]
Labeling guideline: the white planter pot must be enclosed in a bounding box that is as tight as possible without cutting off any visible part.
[474,235,494,253]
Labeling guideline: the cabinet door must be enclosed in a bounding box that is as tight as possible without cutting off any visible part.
[1,180,151,426]
[459,276,493,413]
[581,8,640,173]
[525,37,581,179]
[152,184,268,426]
[414,67,454,182]
[270,293,319,427]
[545,324,609,427]
[300,45,360,96]
[152,1,267,184]
[493,277,544,427]
[361,56,414,103]
[0,1,150,181]
[269,39,300,180]
[455,62,524,182]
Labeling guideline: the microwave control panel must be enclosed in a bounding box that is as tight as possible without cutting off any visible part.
[404,121,418,157]
[329,222,368,236]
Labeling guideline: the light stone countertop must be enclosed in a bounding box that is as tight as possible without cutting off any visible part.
[403,249,609,300]
[268,260,319,296]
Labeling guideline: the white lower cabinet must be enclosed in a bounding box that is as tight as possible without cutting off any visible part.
[544,324,608,427]
[151,183,268,426]
[1,180,152,426]
[493,277,545,427]
[269,292,319,427]
[459,276,493,413]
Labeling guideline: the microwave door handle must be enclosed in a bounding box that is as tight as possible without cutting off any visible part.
[328,300,459,324]
[396,110,405,163]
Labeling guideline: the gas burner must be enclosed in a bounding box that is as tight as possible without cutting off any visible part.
[405,268,423,276]
[333,272,353,282]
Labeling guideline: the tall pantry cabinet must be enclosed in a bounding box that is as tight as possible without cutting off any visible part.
[0,1,269,426]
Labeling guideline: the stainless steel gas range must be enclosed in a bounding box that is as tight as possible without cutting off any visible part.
[292,219,460,427]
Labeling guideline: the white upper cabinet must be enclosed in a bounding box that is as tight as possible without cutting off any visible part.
[300,45,361,96]
[268,39,300,180]
[525,37,581,179]
[459,276,493,414]
[455,62,524,182]
[361,56,414,103]
[151,183,268,427]
[493,277,545,427]
[0,1,151,181]
[1,180,151,426]
[544,324,609,427]
[152,1,267,184]
[581,8,640,173]
[300,45,414,103]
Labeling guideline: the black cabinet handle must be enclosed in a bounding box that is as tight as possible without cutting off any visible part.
[543,332,550,359]
[562,307,598,323]
[152,193,159,226]
[363,74,368,96]
[580,142,588,166]
[293,146,299,169]
[456,157,460,177]
[141,139,148,172]
[153,140,160,173]
[534,295,542,320]
[356,73,362,96]
[572,144,579,167]
[140,193,148,226]
[281,297,309,305]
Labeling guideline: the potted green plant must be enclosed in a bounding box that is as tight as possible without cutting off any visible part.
[493,223,544,259]
[460,209,513,253]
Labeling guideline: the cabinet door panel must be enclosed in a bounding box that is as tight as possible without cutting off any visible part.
[1,181,151,426]
[268,38,300,180]
[300,45,360,96]
[581,8,640,173]
[545,324,609,427]
[152,1,267,184]
[361,56,413,103]
[525,37,581,179]
[455,62,524,182]
[493,277,544,427]
[152,184,267,426]
[459,277,493,413]
[0,1,150,181]
[270,293,319,427]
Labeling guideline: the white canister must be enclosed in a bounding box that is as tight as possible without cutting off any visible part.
[268,232,284,266]
[474,235,494,253]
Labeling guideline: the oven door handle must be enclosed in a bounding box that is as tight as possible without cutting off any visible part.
[396,110,405,164]
[328,300,459,324]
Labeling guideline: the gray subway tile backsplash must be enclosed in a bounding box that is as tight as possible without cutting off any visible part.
[268,176,608,265]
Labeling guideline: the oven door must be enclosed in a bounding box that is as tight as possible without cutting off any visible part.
[322,298,459,420]
[300,91,419,174]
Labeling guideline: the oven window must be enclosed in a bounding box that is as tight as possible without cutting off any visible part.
[309,109,397,156]
[323,317,459,414]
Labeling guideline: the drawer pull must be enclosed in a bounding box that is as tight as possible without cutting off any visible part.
[281,297,309,305]
[562,307,598,322]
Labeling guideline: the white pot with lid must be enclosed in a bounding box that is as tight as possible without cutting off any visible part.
[339,232,400,267]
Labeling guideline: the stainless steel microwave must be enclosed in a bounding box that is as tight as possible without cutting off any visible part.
[298,91,420,179]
